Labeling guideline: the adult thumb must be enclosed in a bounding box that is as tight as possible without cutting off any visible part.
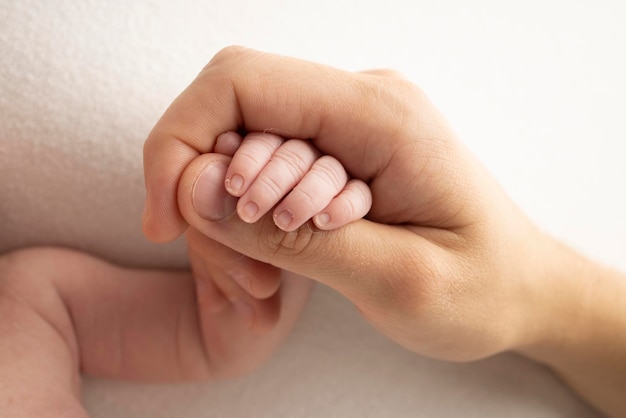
[177,153,426,307]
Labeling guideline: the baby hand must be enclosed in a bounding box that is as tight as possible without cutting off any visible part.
[214,131,372,231]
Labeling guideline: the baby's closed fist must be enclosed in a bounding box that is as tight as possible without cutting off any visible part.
[215,131,372,231]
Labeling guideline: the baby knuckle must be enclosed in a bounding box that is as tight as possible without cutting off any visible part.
[313,156,347,189]
[236,150,266,170]
[249,132,284,149]
[276,141,314,166]
[291,186,318,208]
[271,148,311,179]
[257,175,286,201]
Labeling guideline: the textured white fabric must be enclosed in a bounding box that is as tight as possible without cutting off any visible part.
[3,0,624,416]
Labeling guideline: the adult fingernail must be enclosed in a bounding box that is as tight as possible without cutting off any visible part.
[192,162,238,221]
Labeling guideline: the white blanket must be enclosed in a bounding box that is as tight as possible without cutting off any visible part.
[3,0,623,416]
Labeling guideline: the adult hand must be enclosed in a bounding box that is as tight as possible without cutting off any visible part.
[143,47,626,416]
[144,46,537,361]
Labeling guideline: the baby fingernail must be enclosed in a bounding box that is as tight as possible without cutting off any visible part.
[240,201,259,222]
[314,212,331,228]
[225,174,244,195]
[274,210,294,230]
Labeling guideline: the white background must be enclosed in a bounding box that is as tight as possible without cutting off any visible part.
[1,0,624,416]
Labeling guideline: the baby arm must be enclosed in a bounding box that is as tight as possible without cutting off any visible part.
[0,247,310,417]
[214,131,372,232]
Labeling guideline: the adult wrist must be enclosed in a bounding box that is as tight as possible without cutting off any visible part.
[513,233,626,416]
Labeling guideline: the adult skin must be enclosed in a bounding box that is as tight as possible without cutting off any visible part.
[143,47,626,417]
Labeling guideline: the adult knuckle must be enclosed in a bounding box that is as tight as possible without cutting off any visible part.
[203,45,249,70]
[266,222,320,261]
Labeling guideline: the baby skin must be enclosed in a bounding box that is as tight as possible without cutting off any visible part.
[215,131,372,231]
[0,132,370,417]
